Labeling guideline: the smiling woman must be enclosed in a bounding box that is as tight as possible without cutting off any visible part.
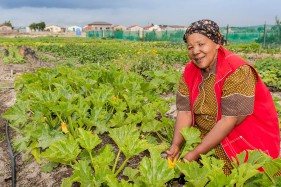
[167,19,280,176]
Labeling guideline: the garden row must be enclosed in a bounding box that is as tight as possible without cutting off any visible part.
[1,37,281,186]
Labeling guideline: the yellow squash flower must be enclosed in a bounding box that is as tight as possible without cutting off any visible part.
[61,122,69,133]
[168,158,177,168]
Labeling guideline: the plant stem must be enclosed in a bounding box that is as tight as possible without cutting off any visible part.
[114,157,130,177]
[112,149,121,173]
[89,150,94,166]
[67,116,75,137]
[156,131,167,142]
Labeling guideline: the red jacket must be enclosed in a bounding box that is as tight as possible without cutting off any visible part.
[183,46,280,162]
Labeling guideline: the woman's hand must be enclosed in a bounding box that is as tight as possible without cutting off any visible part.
[183,150,201,162]
[166,144,180,161]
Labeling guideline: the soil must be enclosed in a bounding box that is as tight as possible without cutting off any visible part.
[0,46,280,187]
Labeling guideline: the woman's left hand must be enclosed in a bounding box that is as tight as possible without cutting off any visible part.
[183,150,201,162]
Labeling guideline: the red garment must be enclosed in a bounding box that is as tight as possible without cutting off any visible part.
[183,46,280,162]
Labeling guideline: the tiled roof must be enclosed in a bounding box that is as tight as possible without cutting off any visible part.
[88,21,112,25]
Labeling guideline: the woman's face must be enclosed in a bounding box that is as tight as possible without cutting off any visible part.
[187,33,220,71]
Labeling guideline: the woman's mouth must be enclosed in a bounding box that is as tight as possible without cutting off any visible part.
[194,56,204,63]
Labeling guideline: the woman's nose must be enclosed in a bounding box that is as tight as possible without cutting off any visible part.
[192,46,200,55]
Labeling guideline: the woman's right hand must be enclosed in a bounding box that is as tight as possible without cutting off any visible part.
[166,144,180,161]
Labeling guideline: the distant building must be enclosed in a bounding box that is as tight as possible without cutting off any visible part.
[0,25,13,33]
[127,25,144,32]
[112,25,127,31]
[143,25,161,31]
[159,25,187,31]
[45,25,64,33]
[67,26,82,32]
[84,21,112,31]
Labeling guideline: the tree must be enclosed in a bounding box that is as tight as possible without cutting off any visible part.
[29,23,37,31]
[3,21,12,28]
[29,22,46,31]
[37,22,46,31]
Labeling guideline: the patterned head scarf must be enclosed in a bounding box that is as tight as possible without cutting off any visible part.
[183,19,224,45]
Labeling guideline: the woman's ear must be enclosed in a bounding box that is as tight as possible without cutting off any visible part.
[215,44,220,50]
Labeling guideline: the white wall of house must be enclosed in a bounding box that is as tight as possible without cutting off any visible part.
[127,26,143,32]
[67,26,82,32]
[45,25,62,33]
[145,25,161,31]
[112,25,127,31]
[0,25,13,33]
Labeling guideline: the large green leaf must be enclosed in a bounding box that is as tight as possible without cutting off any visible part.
[105,175,134,187]
[139,149,174,187]
[179,127,201,158]
[109,124,149,158]
[91,145,115,186]
[63,160,96,187]
[41,136,81,165]
[77,128,102,151]
[176,161,209,186]
[2,101,29,128]
[229,163,260,186]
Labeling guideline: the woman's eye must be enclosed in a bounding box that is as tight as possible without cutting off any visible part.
[199,43,204,46]
[188,46,193,50]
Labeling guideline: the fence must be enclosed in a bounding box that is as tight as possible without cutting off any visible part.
[87,24,281,47]
[86,30,186,43]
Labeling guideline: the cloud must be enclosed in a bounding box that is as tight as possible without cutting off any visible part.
[0,0,280,28]
[0,0,148,9]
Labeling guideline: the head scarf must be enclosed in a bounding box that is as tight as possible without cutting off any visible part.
[183,19,224,45]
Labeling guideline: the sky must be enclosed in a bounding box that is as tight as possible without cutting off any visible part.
[0,0,281,28]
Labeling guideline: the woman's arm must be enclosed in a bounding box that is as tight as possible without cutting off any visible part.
[167,111,193,160]
[183,115,246,161]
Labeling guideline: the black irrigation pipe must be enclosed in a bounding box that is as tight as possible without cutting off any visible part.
[5,119,20,187]
[0,87,14,94]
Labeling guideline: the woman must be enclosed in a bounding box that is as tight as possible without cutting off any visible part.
[166,19,280,175]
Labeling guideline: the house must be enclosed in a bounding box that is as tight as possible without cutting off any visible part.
[45,25,64,33]
[126,25,144,32]
[159,25,187,31]
[67,25,82,32]
[143,25,161,31]
[112,25,127,31]
[0,25,13,33]
[84,21,112,31]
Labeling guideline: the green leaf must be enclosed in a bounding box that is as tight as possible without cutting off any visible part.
[31,148,42,164]
[139,149,174,187]
[41,162,59,173]
[92,145,115,167]
[108,111,125,127]
[105,175,134,187]
[37,124,66,149]
[123,167,139,182]
[262,158,281,182]
[2,101,29,128]
[141,120,164,132]
[205,172,232,187]
[41,136,81,165]
[176,161,209,186]
[71,160,96,187]
[109,124,149,158]
[179,127,201,158]
[77,128,102,151]
[229,163,260,186]
[91,145,115,186]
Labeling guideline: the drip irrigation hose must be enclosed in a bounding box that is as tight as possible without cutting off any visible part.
[0,87,14,94]
[5,119,19,187]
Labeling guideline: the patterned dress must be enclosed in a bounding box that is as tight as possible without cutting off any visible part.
[176,64,257,175]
